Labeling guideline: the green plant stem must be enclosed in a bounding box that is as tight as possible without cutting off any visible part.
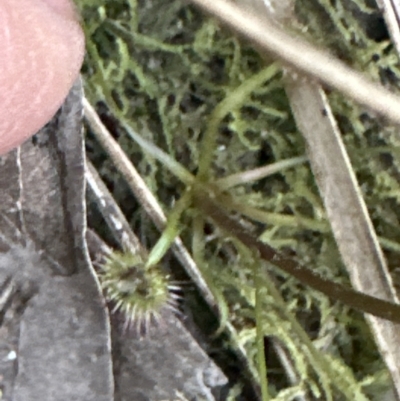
[192,187,400,323]
[215,155,308,190]
[127,0,139,31]
[254,263,269,401]
[122,122,195,185]
[214,192,330,233]
[259,263,334,400]
[379,236,400,254]
[107,20,190,54]
[197,64,280,181]
[146,190,193,268]
[192,213,205,265]
[259,261,371,400]
[87,40,195,185]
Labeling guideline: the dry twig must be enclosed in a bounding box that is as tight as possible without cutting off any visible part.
[83,98,262,397]
[189,0,400,126]
[239,0,400,397]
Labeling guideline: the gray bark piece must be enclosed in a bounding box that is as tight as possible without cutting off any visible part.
[15,78,88,275]
[15,271,111,401]
[113,311,227,401]
[0,80,113,401]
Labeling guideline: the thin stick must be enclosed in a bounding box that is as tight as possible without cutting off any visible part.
[83,98,217,304]
[85,159,144,255]
[84,98,262,398]
[215,155,308,190]
[194,189,400,324]
[189,0,400,126]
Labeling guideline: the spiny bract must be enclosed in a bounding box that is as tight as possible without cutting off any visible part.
[100,251,179,333]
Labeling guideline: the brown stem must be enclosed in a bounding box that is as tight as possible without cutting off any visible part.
[194,189,400,324]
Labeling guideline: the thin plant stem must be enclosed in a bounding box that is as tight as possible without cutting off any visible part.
[192,213,205,266]
[254,263,269,401]
[84,99,264,396]
[83,98,167,227]
[214,191,330,233]
[379,236,400,254]
[215,155,308,190]
[85,159,144,256]
[83,98,217,309]
[193,187,400,323]
[146,190,193,268]
[198,64,280,181]
[189,0,400,126]
[86,41,194,185]
[122,122,194,185]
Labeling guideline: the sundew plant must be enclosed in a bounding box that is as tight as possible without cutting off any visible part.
[77,0,400,399]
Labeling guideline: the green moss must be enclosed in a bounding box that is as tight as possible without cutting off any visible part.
[77,0,400,398]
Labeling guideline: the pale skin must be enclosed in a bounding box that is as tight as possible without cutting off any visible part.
[0,0,85,155]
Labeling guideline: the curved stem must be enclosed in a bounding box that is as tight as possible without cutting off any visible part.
[215,155,308,190]
[193,187,400,324]
[197,64,280,181]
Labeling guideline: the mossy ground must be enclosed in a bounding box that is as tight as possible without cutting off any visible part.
[76,0,400,399]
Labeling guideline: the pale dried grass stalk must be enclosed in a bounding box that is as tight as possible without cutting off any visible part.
[85,159,143,255]
[229,0,400,397]
[83,98,216,306]
[286,78,400,398]
[83,99,261,396]
[189,0,400,126]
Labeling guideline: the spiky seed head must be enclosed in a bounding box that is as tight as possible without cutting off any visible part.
[100,251,178,333]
